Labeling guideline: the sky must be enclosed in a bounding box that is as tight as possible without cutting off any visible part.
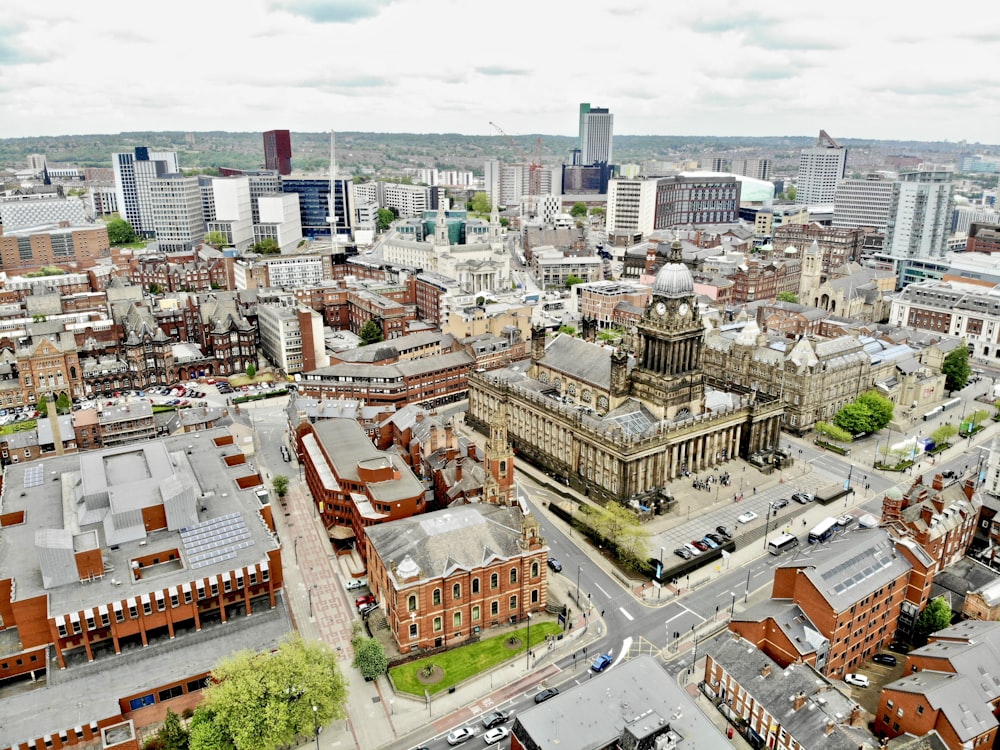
[2,0,999,144]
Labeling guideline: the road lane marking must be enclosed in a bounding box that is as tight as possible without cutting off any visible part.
[594,583,609,597]
[619,607,634,621]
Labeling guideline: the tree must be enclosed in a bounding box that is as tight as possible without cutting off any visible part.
[942,347,971,393]
[55,393,72,415]
[36,398,48,418]
[814,421,852,444]
[915,597,952,646]
[471,192,492,215]
[107,216,137,245]
[245,364,256,379]
[856,391,894,431]
[569,202,588,218]
[557,325,577,336]
[188,634,347,750]
[352,636,388,681]
[929,423,958,446]
[564,274,585,288]
[776,291,798,303]
[251,238,280,254]
[376,208,395,232]
[204,231,229,248]
[832,401,876,436]
[149,283,164,295]
[590,206,605,220]
[358,320,384,345]
[146,709,189,750]
[272,475,289,499]
[969,409,990,428]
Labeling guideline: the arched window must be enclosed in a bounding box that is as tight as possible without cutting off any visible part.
[432,588,441,605]
[490,573,499,589]
[452,583,461,600]
[472,605,481,621]
[407,595,417,612]
[472,578,480,594]
[509,567,518,584]
[531,561,539,578]
[453,611,461,628]
[433,617,442,632]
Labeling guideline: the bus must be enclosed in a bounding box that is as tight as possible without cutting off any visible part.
[767,533,800,555]
[922,406,944,421]
[808,517,839,544]
[942,397,962,411]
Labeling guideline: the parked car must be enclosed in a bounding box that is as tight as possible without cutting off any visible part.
[716,525,733,539]
[359,603,378,617]
[772,498,789,511]
[591,653,613,672]
[674,547,692,560]
[446,727,475,745]
[872,653,897,666]
[345,578,367,591]
[836,514,856,528]
[690,540,709,552]
[355,593,376,609]
[547,558,563,573]
[699,536,719,549]
[705,532,726,546]
[888,642,910,654]
[682,543,703,557]
[533,687,560,703]
[792,492,814,504]
[483,727,509,745]
[844,673,869,687]
[737,511,758,524]
[481,710,510,729]
[942,469,956,479]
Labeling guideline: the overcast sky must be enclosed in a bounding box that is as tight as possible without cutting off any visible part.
[2,0,998,144]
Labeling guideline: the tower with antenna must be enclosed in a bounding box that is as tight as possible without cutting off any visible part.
[326,130,340,251]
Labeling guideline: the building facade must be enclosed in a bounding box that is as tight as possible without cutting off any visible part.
[884,172,955,260]
[579,102,613,165]
[262,129,292,175]
[833,172,895,230]
[795,130,847,206]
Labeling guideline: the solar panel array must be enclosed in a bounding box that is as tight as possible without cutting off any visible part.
[24,465,44,488]
[826,553,894,596]
[180,512,255,569]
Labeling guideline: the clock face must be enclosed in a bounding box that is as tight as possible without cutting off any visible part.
[655,302,667,315]
[679,302,689,316]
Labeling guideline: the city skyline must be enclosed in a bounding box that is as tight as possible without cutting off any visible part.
[2,0,999,145]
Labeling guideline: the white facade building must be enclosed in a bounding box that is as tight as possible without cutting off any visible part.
[381,183,430,218]
[148,174,205,252]
[208,176,254,252]
[833,172,895,230]
[795,130,846,206]
[884,171,955,259]
[579,103,613,164]
[112,149,179,235]
[257,294,328,374]
[256,193,303,252]
[606,178,657,235]
[0,195,90,231]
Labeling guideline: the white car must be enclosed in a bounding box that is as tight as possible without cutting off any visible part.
[483,726,510,745]
[446,726,475,745]
[844,673,869,687]
[682,543,703,557]
[737,511,759,524]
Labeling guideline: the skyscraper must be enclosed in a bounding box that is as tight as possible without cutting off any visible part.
[884,171,955,259]
[263,130,292,175]
[579,103,613,165]
[112,147,179,236]
[795,130,846,206]
[832,172,895,231]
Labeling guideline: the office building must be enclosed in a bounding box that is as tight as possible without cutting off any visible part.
[112,148,179,236]
[833,172,895,230]
[281,177,354,239]
[654,173,741,227]
[262,129,292,175]
[795,130,847,206]
[884,172,955,259]
[147,174,205,252]
[578,103,613,165]
[0,224,110,271]
[255,193,303,252]
[256,293,329,374]
[606,178,658,235]
[0,195,89,231]
[205,176,254,252]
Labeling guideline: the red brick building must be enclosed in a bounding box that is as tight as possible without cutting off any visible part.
[364,504,548,650]
[728,258,801,304]
[773,224,866,276]
[966,222,1000,254]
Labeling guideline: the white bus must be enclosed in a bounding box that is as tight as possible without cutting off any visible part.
[767,533,800,555]
[808,517,839,544]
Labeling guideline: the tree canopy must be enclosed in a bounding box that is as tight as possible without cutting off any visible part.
[358,320,384,345]
[272,475,289,499]
[376,208,395,232]
[471,192,492,214]
[569,201,588,218]
[915,597,952,646]
[251,238,280,254]
[204,231,229,248]
[107,216,137,245]
[351,623,388,681]
[832,391,893,435]
[815,421,852,444]
[776,291,798,303]
[942,347,971,392]
[929,423,958,446]
[564,274,585,288]
[188,634,347,750]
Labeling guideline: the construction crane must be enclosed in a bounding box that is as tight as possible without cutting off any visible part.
[489,121,543,197]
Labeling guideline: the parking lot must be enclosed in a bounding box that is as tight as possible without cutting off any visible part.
[842,651,905,715]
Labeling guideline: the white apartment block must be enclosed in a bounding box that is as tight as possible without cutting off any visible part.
[795,130,846,206]
[532,247,603,289]
[148,174,205,252]
[256,296,327,374]
[255,193,303,252]
[606,178,657,235]
[208,176,254,252]
[953,205,1000,235]
[884,171,954,259]
[833,172,895,231]
[0,195,89,231]
[87,185,118,216]
[113,149,178,235]
[260,254,326,289]
[382,183,430,218]
[579,103,613,164]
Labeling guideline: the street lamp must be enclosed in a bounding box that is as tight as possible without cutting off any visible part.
[294,536,301,566]
[525,613,532,671]
[312,705,320,750]
[762,501,774,550]
[576,564,582,605]
[309,585,315,619]
[730,591,736,618]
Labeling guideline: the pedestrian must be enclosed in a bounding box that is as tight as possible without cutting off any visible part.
[753,487,757,495]
[601,609,605,617]
[803,518,807,527]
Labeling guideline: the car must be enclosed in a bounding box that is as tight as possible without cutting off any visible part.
[942,469,956,479]
[792,492,814,504]
[673,547,692,560]
[547,558,562,573]
[345,578,367,591]
[359,603,379,617]
[690,540,709,551]
[872,653,897,666]
[591,653,613,672]
[836,514,856,528]
[699,536,719,549]
[355,593,375,609]
[772,498,789,511]
[888,642,910,654]
[483,727,509,745]
[533,687,559,703]
[715,525,733,539]
[683,543,703,557]
[737,511,758,524]
[481,710,510,729]
[844,673,870,687]
[446,727,475,745]
[705,532,726,546]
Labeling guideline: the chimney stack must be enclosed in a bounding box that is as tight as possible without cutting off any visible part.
[759,664,772,678]
[792,692,807,711]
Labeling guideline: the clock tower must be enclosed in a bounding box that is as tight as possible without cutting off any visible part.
[629,237,705,419]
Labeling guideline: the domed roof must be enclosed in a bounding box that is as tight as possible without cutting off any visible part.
[885,486,903,501]
[652,262,694,298]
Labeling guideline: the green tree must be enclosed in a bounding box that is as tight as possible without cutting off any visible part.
[106,216,137,245]
[146,709,189,750]
[204,231,229,247]
[251,238,280,254]
[784,186,797,201]
[815,421,852,444]
[915,597,952,646]
[832,401,876,436]
[376,208,395,232]
[358,320,384,345]
[352,636,388,681]
[36,398,48,418]
[856,391,894,431]
[776,291,798,303]
[471,192,492,214]
[149,283,164,295]
[272,475,289,499]
[557,325,577,336]
[942,347,971,393]
[564,274,585,288]
[569,201,588,218]
[245,364,256,379]
[590,206,605,220]
[188,634,347,750]
[929,423,958,446]
[969,409,990,428]
[55,393,72,415]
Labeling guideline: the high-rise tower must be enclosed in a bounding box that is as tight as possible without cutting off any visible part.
[795,130,847,206]
[263,130,292,175]
[884,171,955,259]
[578,103,614,165]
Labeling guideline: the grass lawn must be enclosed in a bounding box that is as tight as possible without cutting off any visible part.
[390,621,562,696]
[227,374,276,387]
[0,420,37,435]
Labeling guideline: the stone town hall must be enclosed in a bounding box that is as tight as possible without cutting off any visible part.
[467,238,784,505]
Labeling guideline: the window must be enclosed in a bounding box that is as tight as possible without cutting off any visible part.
[210,581,219,597]
[491,601,499,616]
[916,705,924,715]
[223,577,232,593]
[531,561,539,577]
[183,588,193,604]
[453,612,461,628]
[408,595,417,612]
[129,603,139,619]
[472,578,480,594]
[409,623,417,639]
[432,588,441,605]
[510,568,518,584]
[170,592,180,608]
[472,605,481,621]
[490,573,499,589]
[531,589,539,603]
[433,617,442,632]
[509,595,517,610]
[142,599,153,616]
[115,607,125,623]
[452,583,461,600]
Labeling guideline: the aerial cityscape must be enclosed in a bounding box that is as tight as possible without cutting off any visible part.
[3,3,1000,750]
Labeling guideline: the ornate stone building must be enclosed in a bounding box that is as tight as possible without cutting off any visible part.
[467,239,783,504]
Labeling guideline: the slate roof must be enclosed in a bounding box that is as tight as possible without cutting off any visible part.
[884,671,995,742]
[538,333,621,390]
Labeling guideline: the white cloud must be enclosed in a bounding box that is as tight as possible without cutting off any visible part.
[0,0,998,143]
